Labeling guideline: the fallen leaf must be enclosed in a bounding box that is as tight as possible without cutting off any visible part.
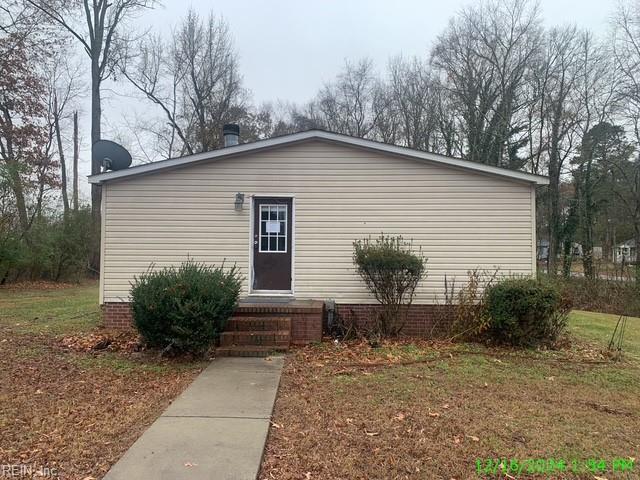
[270,422,283,429]
[428,411,440,417]
[394,413,405,421]
[466,435,480,442]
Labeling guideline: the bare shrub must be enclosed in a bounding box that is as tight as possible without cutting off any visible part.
[432,268,500,340]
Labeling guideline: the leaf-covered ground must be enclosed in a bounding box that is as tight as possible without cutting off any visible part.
[260,312,640,480]
[0,282,205,479]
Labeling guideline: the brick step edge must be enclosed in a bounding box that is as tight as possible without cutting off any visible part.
[235,304,323,315]
[226,317,291,331]
[220,330,291,347]
[216,346,288,358]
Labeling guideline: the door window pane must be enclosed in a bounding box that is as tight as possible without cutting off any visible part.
[259,204,288,253]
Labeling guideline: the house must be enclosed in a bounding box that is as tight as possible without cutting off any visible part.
[537,240,602,262]
[89,128,548,348]
[614,239,637,263]
[537,239,549,261]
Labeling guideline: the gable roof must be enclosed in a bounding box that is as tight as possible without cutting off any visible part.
[88,129,549,185]
[617,239,636,247]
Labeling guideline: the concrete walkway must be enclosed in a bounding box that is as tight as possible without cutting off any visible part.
[104,357,284,480]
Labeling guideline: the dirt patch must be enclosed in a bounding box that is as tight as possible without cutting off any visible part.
[260,339,640,479]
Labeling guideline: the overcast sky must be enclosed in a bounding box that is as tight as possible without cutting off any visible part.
[129,0,614,105]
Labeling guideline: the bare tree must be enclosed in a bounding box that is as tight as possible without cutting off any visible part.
[120,10,244,157]
[431,0,543,167]
[387,56,438,150]
[47,49,83,216]
[315,58,384,138]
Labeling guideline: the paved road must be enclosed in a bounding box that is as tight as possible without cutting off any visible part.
[103,357,284,480]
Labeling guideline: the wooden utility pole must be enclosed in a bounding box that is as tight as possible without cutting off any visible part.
[73,110,79,211]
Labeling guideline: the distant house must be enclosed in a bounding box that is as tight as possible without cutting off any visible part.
[537,239,549,261]
[614,239,637,263]
[536,240,601,261]
[88,128,548,345]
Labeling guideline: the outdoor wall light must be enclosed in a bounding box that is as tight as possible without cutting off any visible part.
[234,192,245,211]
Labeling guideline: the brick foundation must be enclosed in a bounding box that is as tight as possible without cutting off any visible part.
[102,302,134,329]
[334,304,454,337]
[101,301,325,344]
[103,301,453,340]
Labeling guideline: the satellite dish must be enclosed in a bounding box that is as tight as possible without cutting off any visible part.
[93,140,132,171]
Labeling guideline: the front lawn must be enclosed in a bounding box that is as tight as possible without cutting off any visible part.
[0,282,206,479]
[260,311,640,479]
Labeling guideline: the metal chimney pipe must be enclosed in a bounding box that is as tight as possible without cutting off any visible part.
[223,123,240,147]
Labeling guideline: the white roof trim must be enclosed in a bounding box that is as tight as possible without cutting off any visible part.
[88,130,549,185]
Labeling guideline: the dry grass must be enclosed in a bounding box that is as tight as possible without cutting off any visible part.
[260,316,640,480]
[0,282,205,479]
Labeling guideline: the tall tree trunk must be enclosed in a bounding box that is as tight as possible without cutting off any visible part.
[90,61,102,273]
[580,164,595,280]
[73,110,79,211]
[635,227,640,288]
[548,182,561,276]
[7,159,30,239]
[547,103,564,277]
[53,93,70,215]
[561,199,578,278]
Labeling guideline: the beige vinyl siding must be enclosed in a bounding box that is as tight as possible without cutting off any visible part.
[101,140,536,303]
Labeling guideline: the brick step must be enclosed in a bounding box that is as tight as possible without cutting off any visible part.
[226,317,291,332]
[216,345,288,358]
[219,330,291,347]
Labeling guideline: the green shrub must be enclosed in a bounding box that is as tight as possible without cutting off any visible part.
[130,260,242,355]
[483,278,571,347]
[0,207,92,283]
[353,234,426,336]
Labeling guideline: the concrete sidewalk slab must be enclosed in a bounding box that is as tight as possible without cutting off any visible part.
[103,356,284,480]
[163,358,282,418]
